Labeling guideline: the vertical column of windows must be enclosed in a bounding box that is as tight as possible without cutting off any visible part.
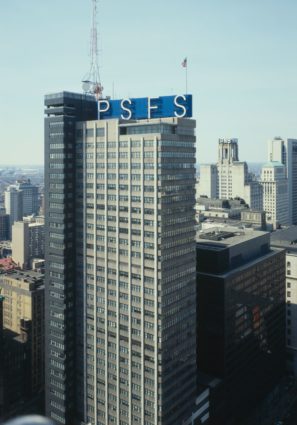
[153,136,158,425]
[116,124,120,425]
[128,136,132,424]
[93,123,98,424]
[104,121,109,423]
[83,122,88,422]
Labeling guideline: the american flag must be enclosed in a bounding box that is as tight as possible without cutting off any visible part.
[181,57,187,68]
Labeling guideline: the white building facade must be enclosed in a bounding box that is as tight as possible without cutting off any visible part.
[198,139,263,209]
[261,162,289,228]
[268,137,297,225]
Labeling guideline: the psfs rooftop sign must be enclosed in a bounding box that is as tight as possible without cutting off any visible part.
[98,94,192,121]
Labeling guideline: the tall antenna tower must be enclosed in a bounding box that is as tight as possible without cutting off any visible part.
[82,0,103,99]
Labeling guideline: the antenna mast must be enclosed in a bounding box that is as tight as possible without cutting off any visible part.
[82,0,103,99]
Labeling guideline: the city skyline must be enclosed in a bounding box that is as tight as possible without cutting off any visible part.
[1,0,297,165]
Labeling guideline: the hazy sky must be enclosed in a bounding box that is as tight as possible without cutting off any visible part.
[1,0,297,165]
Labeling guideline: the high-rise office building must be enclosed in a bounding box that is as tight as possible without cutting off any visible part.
[4,181,39,238]
[15,179,39,216]
[197,228,286,424]
[268,137,297,224]
[12,216,45,269]
[198,139,262,210]
[261,161,289,228]
[4,186,23,236]
[44,92,197,425]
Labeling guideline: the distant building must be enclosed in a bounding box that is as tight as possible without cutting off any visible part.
[4,181,39,238]
[0,241,11,259]
[261,161,289,228]
[15,179,39,216]
[0,271,44,420]
[0,209,9,240]
[4,186,23,236]
[240,210,266,230]
[268,137,297,224]
[198,164,218,198]
[198,139,263,209]
[0,271,44,396]
[197,228,286,424]
[11,216,45,269]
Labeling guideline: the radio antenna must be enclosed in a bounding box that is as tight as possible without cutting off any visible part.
[82,0,103,99]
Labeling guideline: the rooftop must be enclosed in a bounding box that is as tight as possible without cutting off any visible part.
[5,269,43,281]
[262,161,284,168]
[44,91,96,101]
[271,226,297,247]
[197,227,267,247]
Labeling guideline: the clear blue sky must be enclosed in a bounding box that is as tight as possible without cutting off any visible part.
[1,0,297,165]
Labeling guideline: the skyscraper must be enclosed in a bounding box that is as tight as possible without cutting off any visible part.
[198,139,262,210]
[44,92,197,425]
[11,216,45,269]
[268,137,297,224]
[261,162,289,228]
[197,227,286,424]
[15,179,39,216]
[4,186,23,236]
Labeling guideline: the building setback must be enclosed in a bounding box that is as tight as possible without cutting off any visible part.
[196,228,286,424]
[44,92,197,425]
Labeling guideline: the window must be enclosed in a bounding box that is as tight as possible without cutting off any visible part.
[96,127,105,136]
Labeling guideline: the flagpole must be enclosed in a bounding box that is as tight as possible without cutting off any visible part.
[182,57,188,94]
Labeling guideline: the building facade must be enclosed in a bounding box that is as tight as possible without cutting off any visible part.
[0,209,9,241]
[271,227,297,377]
[198,164,218,199]
[198,139,262,210]
[4,186,23,236]
[15,179,39,217]
[196,228,286,424]
[268,137,297,224]
[12,216,45,269]
[44,92,197,425]
[0,271,44,395]
[261,161,289,228]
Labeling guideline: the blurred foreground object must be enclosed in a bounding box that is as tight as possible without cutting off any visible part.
[4,416,54,425]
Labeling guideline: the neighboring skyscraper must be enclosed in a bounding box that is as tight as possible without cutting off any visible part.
[44,92,197,425]
[15,179,39,216]
[4,186,23,236]
[197,228,286,424]
[268,137,297,224]
[198,139,262,210]
[11,216,45,269]
[261,162,289,228]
